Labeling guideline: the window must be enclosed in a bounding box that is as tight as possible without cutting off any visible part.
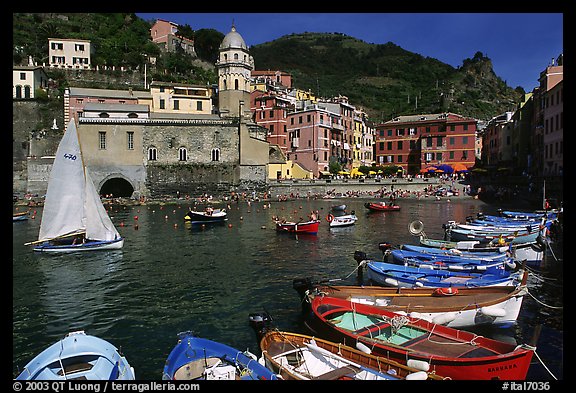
[463,136,469,145]
[51,42,63,50]
[20,72,25,80]
[160,99,165,109]
[179,147,187,161]
[463,124,468,131]
[160,87,165,92]
[211,148,220,161]
[387,141,392,150]
[75,44,85,51]
[197,101,203,111]
[436,137,442,147]
[398,141,403,150]
[449,137,455,145]
[270,125,274,133]
[234,79,239,90]
[15,86,22,98]
[99,132,106,150]
[127,132,134,150]
[173,100,179,110]
[148,147,157,161]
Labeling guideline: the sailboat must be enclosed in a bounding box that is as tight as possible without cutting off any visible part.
[26,120,124,252]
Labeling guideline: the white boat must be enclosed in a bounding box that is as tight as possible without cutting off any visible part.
[26,120,124,252]
[327,213,358,228]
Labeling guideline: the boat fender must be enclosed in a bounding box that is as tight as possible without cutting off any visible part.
[406,371,429,380]
[479,306,507,317]
[326,214,334,223]
[432,312,457,325]
[475,265,487,271]
[384,278,399,287]
[409,312,433,322]
[433,287,459,296]
[407,359,430,372]
[356,341,372,354]
[448,248,463,255]
[413,281,424,288]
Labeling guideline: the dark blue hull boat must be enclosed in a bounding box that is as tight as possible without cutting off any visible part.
[162,332,279,380]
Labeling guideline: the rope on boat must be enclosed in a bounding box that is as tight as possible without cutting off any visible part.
[525,290,563,310]
[343,260,366,280]
[533,349,558,380]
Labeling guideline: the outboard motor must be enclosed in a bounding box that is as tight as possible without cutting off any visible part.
[354,250,367,263]
[292,277,314,301]
[248,312,274,345]
[378,242,392,256]
[476,212,485,219]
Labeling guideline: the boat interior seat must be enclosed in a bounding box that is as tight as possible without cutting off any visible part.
[173,357,222,380]
[312,365,361,380]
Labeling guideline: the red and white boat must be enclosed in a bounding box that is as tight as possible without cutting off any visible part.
[364,202,401,212]
[304,295,536,380]
[275,219,320,234]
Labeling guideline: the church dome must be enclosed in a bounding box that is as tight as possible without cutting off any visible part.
[220,25,248,50]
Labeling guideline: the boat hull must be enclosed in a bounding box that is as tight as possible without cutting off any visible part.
[257,330,445,380]
[15,331,135,380]
[276,220,320,234]
[33,238,124,253]
[297,283,526,329]
[366,261,517,288]
[329,214,358,228]
[162,333,278,380]
[304,296,534,380]
[364,202,401,212]
[184,210,227,224]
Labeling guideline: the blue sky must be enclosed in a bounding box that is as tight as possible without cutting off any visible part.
[137,13,563,92]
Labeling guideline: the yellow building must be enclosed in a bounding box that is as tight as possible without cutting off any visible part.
[149,81,213,115]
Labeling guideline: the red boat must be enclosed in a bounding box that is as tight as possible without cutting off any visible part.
[275,219,320,234]
[304,295,535,380]
[364,202,401,212]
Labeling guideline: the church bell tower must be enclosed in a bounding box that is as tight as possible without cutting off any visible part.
[216,24,254,119]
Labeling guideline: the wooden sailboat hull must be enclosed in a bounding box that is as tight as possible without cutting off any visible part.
[33,238,124,253]
[255,329,445,380]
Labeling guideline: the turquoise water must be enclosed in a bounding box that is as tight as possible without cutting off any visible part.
[12,197,563,380]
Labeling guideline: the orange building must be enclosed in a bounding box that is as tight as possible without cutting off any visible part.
[375,112,477,176]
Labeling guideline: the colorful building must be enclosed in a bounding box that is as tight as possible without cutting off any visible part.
[375,112,477,175]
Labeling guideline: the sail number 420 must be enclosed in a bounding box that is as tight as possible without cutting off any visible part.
[64,153,77,161]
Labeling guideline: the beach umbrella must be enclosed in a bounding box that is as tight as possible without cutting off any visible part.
[435,164,454,174]
[451,163,469,172]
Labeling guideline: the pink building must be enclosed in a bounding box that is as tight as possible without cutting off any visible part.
[150,19,195,56]
[251,90,293,155]
[543,79,563,176]
[251,70,292,89]
[286,105,334,177]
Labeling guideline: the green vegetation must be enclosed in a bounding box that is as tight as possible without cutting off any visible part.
[13,14,522,122]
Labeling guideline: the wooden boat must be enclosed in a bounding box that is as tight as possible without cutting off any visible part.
[275,219,320,234]
[248,315,446,380]
[303,295,536,380]
[13,211,29,222]
[162,331,279,380]
[365,260,518,288]
[293,272,528,328]
[400,243,508,260]
[25,120,124,252]
[184,207,227,224]
[364,201,401,212]
[15,331,135,380]
[327,212,358,228]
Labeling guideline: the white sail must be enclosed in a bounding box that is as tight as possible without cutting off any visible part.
[36,119,122,245]
[84,169,120,241]
[38,120,86,241]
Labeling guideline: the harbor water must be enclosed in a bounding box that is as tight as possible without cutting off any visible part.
[12,197,563,380]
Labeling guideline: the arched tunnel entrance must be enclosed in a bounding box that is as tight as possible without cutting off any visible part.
[99,177,134,198]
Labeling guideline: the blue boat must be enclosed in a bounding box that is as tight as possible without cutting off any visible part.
[365,260,518,289]
[15,331,135,380]
[400,244,508,261]
[388,249,512,273]
[162,332,279,380]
